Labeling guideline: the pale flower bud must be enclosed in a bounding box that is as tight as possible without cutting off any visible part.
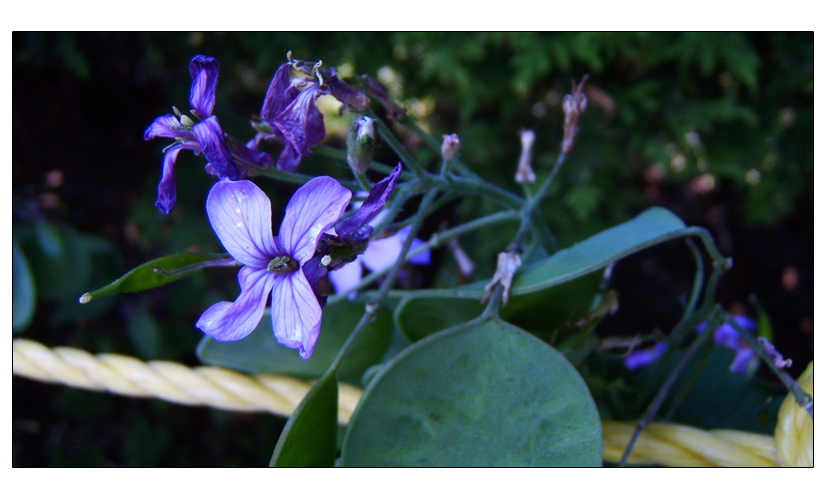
[441,133,460,162]
[515,129,536,184]
[481,251,522,305]
[346,116,376,174]
[561,75,589,155]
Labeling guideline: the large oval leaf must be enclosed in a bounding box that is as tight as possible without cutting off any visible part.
[197,301,392,386]
[340,319,602,466]
[270,371,338,467]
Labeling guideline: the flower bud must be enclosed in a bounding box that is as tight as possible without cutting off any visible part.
[481,251,522,305]
[346,116,376,174]
[515,129,536,184]
[561,75,589,155]
[441,133,460,162]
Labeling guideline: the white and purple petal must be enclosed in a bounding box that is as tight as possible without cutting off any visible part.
[328,258,363,297]
[189,55,220,118]
[196,267,275,342]
[271,271,322,359]
[279,176,351,264]
[206,179,281,268]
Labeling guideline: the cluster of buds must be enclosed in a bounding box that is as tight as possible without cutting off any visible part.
[561,75,589,155]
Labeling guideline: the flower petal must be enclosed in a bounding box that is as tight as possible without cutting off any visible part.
[155,145,182,214]
[196,267,275,341]
[280,176,351,264]
[261,63,298,125]
[729,347,756,373]
[144,114,195,142]
[362,233,403,272]
[271,270,322,359]
[206,179,280,267]
[193,116,240,180]
[276,143,303,172]
[189,55,220,118]
[328,258,363,297]
[625,342,667,371]
[334,163,402,243]
[274,84,326,156]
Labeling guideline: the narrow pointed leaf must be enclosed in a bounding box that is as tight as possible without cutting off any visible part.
[81,252,232,302]
[13,240,37,332]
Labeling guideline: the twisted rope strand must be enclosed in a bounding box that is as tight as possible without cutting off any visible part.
[12,339,812,466]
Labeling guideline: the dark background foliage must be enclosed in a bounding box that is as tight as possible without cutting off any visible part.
[13,32,812,466]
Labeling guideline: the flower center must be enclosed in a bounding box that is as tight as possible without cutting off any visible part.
[267,255,299,274]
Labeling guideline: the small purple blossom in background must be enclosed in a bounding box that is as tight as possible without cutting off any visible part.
[328,196,430,298]
[145,55,272,213]
[196,177,351,358]
[624,342,668,371]
[701,315,758,373]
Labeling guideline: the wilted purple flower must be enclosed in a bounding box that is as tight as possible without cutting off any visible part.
[261,56,370,172]
[196,177,351,358]
[624,342,668,371]
[328,197,430,297]
[145,55,272,213]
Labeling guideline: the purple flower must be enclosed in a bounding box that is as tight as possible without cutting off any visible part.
[261,63,326,172]
[196,177,351,358]
[624,342,668,371]
[260,58,369,172]
[145,55,272,213]
[700,315,758,373]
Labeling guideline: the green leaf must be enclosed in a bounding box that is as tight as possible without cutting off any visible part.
[509,207,686,295]
[340,319,603,466]
[79,252,230,303]
[13,240,37,333]
[197,301,392,386]
[395,272,601,343]
[270,371,338,467]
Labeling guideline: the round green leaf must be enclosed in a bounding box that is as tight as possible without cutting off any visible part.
[341,319,602,466]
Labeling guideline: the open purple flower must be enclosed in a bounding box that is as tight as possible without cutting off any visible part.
[145,55,272,213]
[196,177,351,358]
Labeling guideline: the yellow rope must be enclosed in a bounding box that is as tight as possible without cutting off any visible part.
[12,339,812,466]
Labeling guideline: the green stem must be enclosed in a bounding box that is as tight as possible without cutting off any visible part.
[251,167,359,191]
[330,187,440,373]
[398,115,480,179]
[619,316,718,467]
[314,145,415,180]
[368,110,428,179]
